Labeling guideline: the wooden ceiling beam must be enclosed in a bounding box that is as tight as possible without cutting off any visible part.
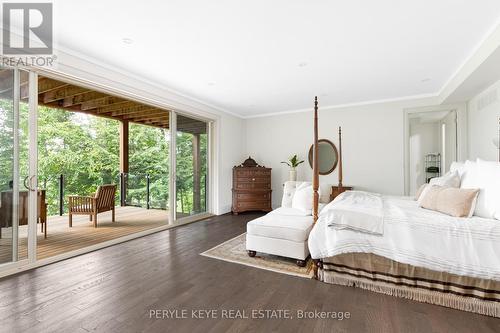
[38,78,69,94]
[116,108,165,117]
[134,119,169,126]
[107,105,159,117]
[40,101,86,112]
[42,85,92,104]
[123,113,168,121]
[62,91,108,108]
[81,96,127,111]
[129,119,167,129]
[95,101,140,115]
[135,115,170,122]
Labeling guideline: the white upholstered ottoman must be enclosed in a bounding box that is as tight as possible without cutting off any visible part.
[245,181,331,267]
[246,209,313,266]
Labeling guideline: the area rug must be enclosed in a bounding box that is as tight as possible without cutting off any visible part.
[200,233,314,278]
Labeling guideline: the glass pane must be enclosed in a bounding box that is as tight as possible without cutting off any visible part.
[17,70,29,261]
[0,68,18,264]
[176,115,208,218]
[128,122,170,211]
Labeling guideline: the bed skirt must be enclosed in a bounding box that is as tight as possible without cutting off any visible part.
[318,253,500,317]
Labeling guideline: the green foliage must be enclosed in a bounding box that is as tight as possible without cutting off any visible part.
[37,105,120,215]
[176,131,208,215]
[128,123,169,209]
[281,154,304,169]
[0,101,207,216]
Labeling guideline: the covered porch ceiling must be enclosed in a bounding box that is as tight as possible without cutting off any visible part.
[37,75,206,135]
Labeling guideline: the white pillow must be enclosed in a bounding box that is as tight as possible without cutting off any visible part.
[281,181,309,208]
[291,183,321,213]
[460,160,479,189]
[476,159,500,220]
[460,160,489,218]
[450,161,466,177]
[429,171,461,188]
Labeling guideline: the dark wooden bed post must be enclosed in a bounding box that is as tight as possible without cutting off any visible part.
[313,96,319,224]
[338,127,343,187]
[312,96,321,278]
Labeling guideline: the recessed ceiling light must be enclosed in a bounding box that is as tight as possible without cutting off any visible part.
[207,81,216,86]
[298,62,308,67]
[421,78,431,83]
[122,38,133,44]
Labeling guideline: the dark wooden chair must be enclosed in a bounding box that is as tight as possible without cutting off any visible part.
[68,184,117,228]
[0,190,48,238]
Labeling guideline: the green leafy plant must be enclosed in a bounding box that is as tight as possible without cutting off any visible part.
[281,154,304,170]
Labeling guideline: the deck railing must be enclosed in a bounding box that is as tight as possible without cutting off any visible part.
[40,172,206,216]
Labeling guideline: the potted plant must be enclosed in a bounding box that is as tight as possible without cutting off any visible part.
[281,154,304,181]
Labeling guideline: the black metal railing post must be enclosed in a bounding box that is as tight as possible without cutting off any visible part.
[120,172,126,206]
[58,174,64,216]
[204,174,207,212]
[146,174,150,209]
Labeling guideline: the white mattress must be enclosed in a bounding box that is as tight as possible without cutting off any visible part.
[308,195,500,281]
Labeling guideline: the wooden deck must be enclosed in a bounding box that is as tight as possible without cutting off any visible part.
[0,206,169,262]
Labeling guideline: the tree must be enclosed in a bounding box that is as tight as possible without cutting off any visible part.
[0,102,207,217]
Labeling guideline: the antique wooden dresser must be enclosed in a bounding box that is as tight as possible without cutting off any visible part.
[232,157,272,214]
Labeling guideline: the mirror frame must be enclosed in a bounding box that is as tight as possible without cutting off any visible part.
[308,139,339,175]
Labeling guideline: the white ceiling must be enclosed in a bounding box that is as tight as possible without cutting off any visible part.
[47,1,500,116]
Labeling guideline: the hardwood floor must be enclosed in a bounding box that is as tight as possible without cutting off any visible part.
[0,213,498,333]
[0,206,168,262]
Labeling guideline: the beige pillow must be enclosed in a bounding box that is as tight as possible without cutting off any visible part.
[415,184,429,201]
[418,185,480,218]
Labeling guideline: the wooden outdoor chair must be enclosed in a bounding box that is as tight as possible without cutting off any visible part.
[68,184,117,228]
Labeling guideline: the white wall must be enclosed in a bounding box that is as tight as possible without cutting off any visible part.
[245,98,436,207]
[409,120,440,195]
[468,79,500,161]
[215,115,247,214]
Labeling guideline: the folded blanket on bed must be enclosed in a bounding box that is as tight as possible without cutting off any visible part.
[320,191,384,235]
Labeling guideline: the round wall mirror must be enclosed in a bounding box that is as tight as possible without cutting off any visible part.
[308,139,339,175]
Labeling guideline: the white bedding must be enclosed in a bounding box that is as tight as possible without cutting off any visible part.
[308,193,500,281]
[323,191,384,235]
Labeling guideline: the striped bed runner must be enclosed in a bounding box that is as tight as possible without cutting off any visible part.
[319,253,500,317]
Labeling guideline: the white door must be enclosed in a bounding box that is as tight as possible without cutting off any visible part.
[0,67,38,271]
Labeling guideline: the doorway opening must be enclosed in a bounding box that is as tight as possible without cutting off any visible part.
[406,110,457,196]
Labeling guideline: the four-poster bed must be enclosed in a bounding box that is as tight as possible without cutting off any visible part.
[310,97,500,318]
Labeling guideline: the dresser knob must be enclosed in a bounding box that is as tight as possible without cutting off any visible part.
[252,178,255,181]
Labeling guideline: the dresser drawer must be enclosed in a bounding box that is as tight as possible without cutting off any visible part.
[235,182,271,190]
[235,201,271,210]
[235,192,271,201]
[236,176,270,183]
[235,169,271,177]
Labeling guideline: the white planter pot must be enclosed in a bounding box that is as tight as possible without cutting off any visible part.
[289,169,297,181]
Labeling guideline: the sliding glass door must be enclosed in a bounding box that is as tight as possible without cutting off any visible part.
[0,68,38,269]
[0,68,212,273]
[175,114,208,219]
